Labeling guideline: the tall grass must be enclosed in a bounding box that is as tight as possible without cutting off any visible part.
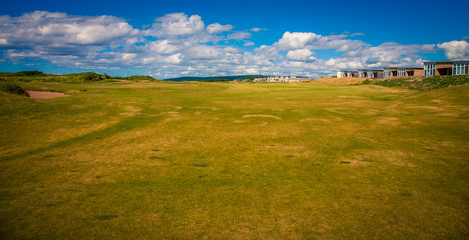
[0,81,29,96]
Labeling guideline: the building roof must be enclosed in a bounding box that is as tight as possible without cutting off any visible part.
[423,60,469,64]
[357,69,384,72]
[383,67,423,70]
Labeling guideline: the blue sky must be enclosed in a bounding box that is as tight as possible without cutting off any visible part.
[1,0,468,78]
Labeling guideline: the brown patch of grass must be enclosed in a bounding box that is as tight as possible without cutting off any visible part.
[242,114,282,120]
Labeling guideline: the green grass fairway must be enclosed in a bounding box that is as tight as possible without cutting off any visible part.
[1,80,468,239]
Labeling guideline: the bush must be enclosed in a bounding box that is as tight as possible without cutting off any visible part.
[124,75,158,81]
[0,81,29,96]
[80,72,104,82]
[15,71,46,77]
[200,78,230,82]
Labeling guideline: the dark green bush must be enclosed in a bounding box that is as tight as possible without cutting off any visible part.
[80,72,104,82]
[124,75,158,81]
[15,71,46,77]
[200,78,230,82]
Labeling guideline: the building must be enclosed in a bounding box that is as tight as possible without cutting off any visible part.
[253,76,311,82]
[423,61,469,77]
[337,71,359,78]
[383,67,424,77]
[357,69,384,79]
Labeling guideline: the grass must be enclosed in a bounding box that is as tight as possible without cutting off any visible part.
[0,81,29,97]
[365,75,469,90]
[0,78,468,239]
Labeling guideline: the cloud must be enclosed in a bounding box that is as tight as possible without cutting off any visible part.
[349,32,365,37]
[275,31,320,50]
[437,40,469,60]
[0,11,138,48]
[226,31,252,41]
[149,40,183,54]
[243,41,255,46]
[0,11,458,79]
[250,28,267,32]
[206,23,233,34]
[162,53,183,64]
[150,13,204,37]
[286,49,313,61]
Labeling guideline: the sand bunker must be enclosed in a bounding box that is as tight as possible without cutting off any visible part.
[242,114,282,120]
[27,91,69,99]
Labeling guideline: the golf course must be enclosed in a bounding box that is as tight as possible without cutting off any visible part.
[1,75,468,239]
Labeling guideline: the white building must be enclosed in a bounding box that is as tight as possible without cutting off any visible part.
[254,76,310,82]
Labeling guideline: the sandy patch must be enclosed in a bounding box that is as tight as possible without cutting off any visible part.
[300,118,332,123]
[120,106,142,116]
[407,106,446,111]
[337,95,360,99]
[242,114,282,120]
[27,90,69,99]
[314,77,369,85]
[378,117,399,124]
[323,107,346,114]
[193,107,220,111]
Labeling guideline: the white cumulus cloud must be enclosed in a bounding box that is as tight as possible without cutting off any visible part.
[437,40,469,60]
[276,31,320,50]
[0,11,138,47]
[150,13,205,37]
[286,49,313,61]
[206,23,233,34]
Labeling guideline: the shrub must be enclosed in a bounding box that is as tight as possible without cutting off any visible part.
[124,75,158,81]
[0,81,29,96]
[80,72,104,82]
[201,78,230,82]
[15,71,46,77]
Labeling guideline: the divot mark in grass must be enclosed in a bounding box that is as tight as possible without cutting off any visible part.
[422,147,435,151]
[399,191,413,197]
[192,163,209,167]
[340,161,351,164]
[152,149,160,152]
[96,213,119,220]
[242,114,282,120]
[44,201,62,207]
[95,175,104,178]
[149,156,162,160]
[361,158,373,162]
[285,154,295,158]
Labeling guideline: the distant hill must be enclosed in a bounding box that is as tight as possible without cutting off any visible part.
[163,75,265,82]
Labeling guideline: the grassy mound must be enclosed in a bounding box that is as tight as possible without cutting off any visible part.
[0,81,29,96]
[366,75,469,90]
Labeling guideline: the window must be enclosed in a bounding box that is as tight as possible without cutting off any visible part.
[384,69,391,77]
[453,63,469,75]
[425,63,436,77]
[398,68,406,76]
